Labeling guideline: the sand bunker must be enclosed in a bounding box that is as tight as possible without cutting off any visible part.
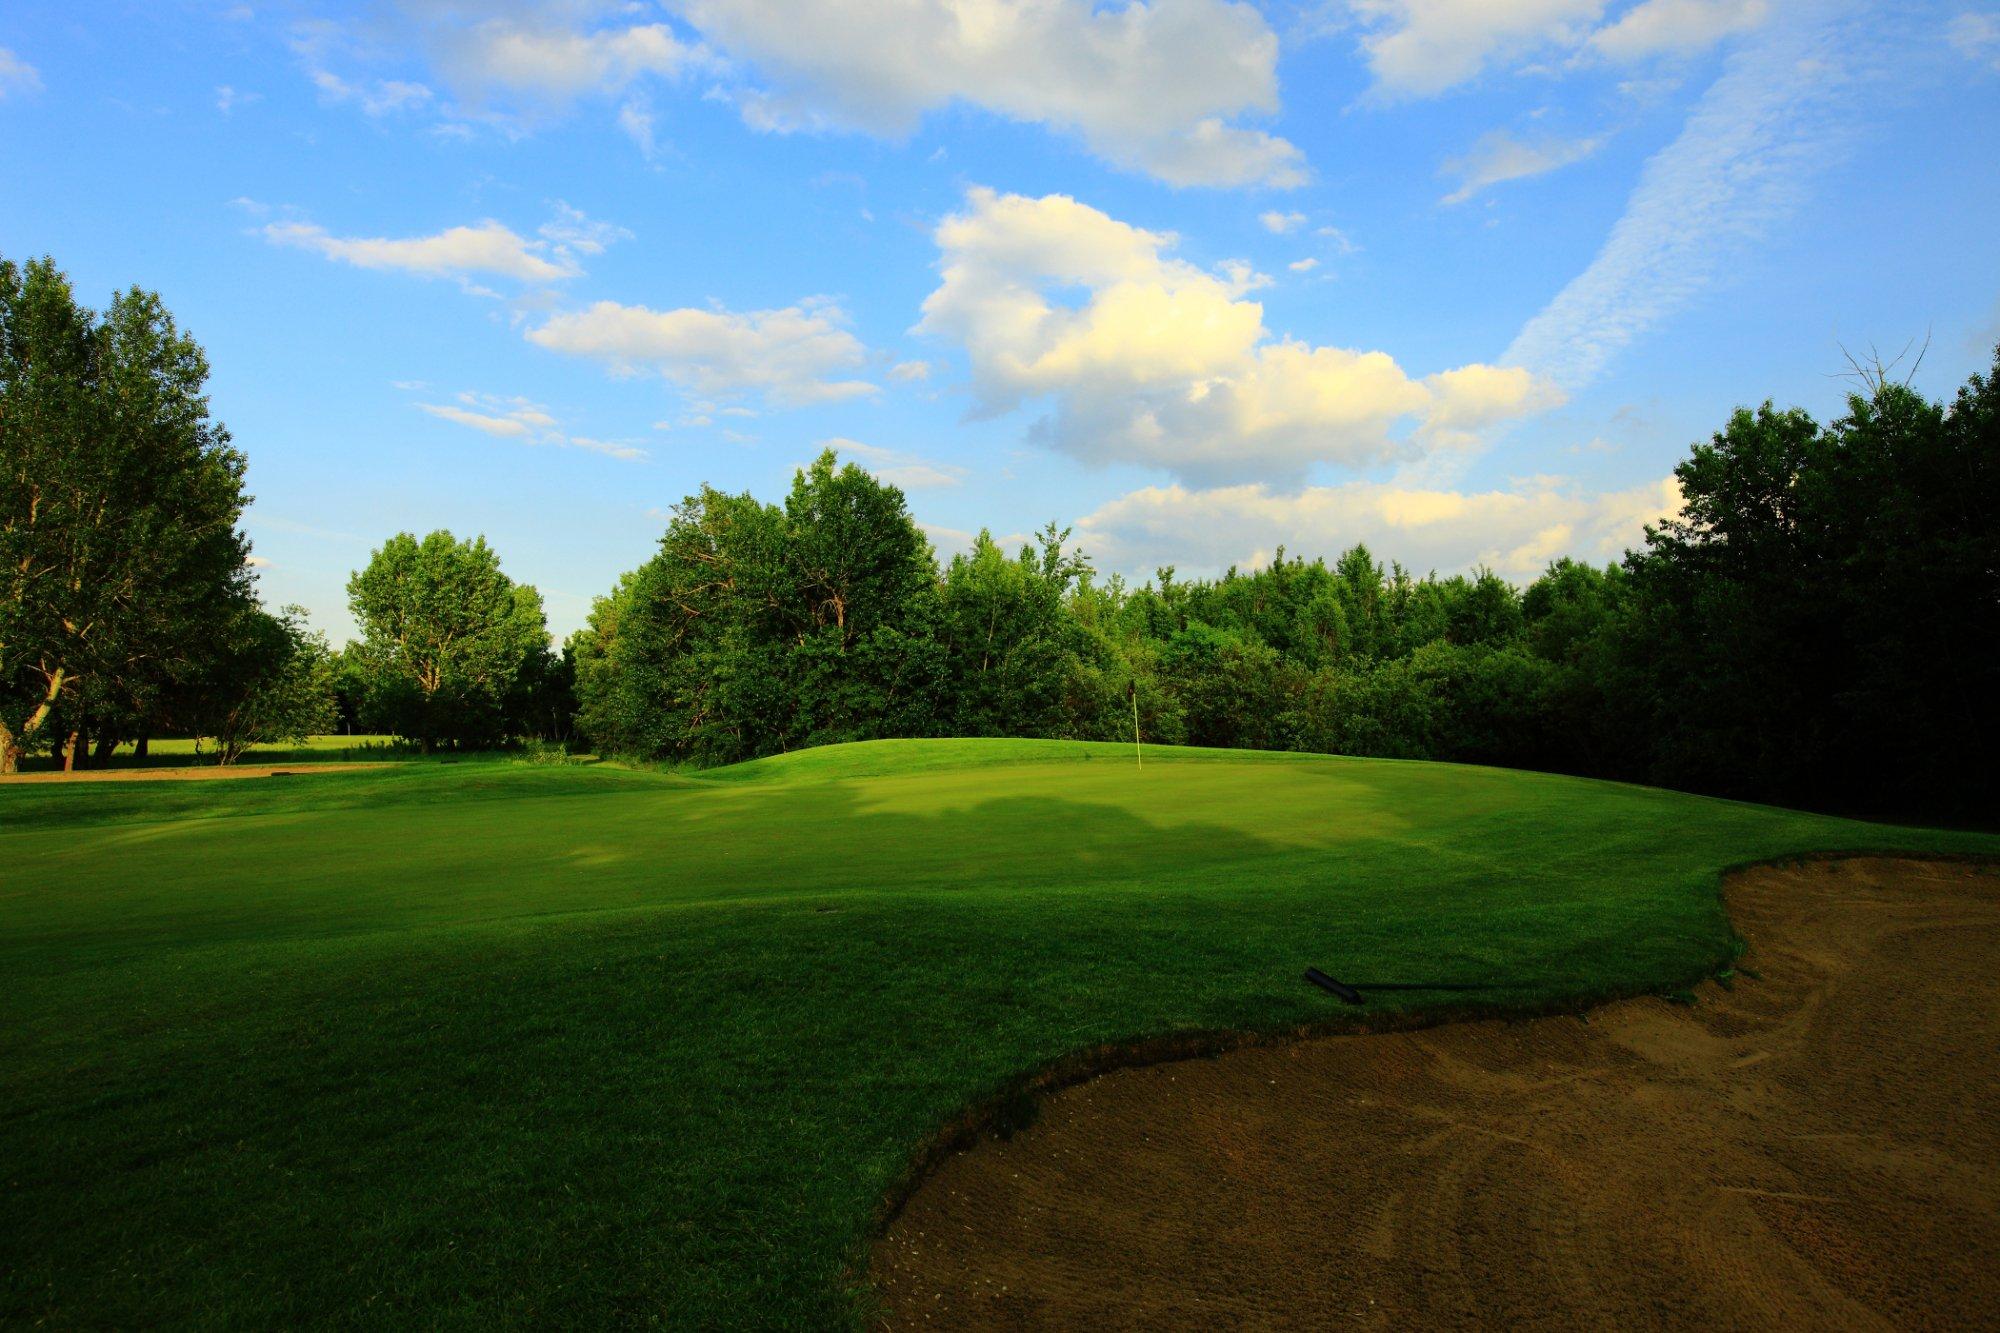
[872,857,2000,1329]
[0,762,393,783]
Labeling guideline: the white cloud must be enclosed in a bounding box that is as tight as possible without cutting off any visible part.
[420,402,534,436]
[527,298,877,406]
[1440,129,1604,204]
[1074,474,1682,579]
[1950,12,2000,70]
[821,437,967,489]
[538,201,632,256]
[888,359,934,381]
[1590,0,1770,60]
[618,94,661,159]
[308,66,434,115]
[420,393,647,461]
[1289,257,1320,272]
[215,84,262,113]
[1505,2,1866,389]
[1346,0,1771,96]
[1260,209,1307,233]
[565,435,648,461]
[435,20,709,102]
[1347,0,1604,97]
[263,217,578,283]
[677,0,1306,187]
[1316,224,1360,254]
[0,46,43,99]
[915,187,1559,484]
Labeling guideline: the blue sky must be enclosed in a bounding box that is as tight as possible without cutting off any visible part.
[4,0,1997,642]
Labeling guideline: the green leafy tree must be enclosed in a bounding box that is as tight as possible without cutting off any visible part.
[178,604,338,764]
[937,524,1090,736]
[345,531,550,751]
[1,255,253,772]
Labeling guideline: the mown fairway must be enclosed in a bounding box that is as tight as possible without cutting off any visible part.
[4,740,1993,1326]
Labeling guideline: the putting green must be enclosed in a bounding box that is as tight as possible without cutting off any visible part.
[3,740,1993,1325]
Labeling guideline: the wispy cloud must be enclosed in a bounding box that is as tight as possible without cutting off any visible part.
[418,392,646,461]
[1440,129,1604,205]
[820,438,967,490]
[215,84,262,113]
[260,203,625,291]
[1504,0,1868,390]
[0,46,41,99]
[265,218,578,284]
[527,297,877,408]
[1950,11,2000,71]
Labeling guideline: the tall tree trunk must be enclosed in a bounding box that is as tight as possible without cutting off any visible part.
[135,734,150,759]
[61,730,80,772]
[14,667,69,770]
[92,732,116,765]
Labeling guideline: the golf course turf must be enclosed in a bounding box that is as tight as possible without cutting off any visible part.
[4,739,1995,1326]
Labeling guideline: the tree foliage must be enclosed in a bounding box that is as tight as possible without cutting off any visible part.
[345,531,552,751]
[1,255,255,771]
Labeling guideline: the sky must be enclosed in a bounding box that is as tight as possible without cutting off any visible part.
[3,1,1997,643]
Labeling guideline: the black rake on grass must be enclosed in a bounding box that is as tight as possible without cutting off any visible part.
[1303,966,1520,1006]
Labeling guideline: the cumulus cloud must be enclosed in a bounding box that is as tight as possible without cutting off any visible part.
[1590,0,1770,60]
[1505,1,1867,389]
[915,187,1559,484]
[0,47,40,100]
[1289,257,1320,272]
[527,298,877,406]
[888,359,934,381]
[821,438,968,489]
[1440,129,1604,204]
[677,0,1306,187]
[419,392,646,461]
[264,217,578,284]
[1260,209,1307,233]
[1074,474,1682,579]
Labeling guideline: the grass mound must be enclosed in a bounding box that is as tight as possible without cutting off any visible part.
[4,740,1993,1325]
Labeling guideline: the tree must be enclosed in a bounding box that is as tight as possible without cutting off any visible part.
[937,525,1090,737]
[345,531,549,750]
[572,453,947,764]
[178,604,338,764]
[1,255,253,772]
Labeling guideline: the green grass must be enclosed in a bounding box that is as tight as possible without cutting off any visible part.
[3,739,1993,1326]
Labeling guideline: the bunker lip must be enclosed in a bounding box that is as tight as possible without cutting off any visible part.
[868,856,2000,1320]
[0,761,398,783]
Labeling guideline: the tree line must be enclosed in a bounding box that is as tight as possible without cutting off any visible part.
[6,254,1994,818]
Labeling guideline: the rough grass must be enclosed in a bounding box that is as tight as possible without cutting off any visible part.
[4,739,1993,1326]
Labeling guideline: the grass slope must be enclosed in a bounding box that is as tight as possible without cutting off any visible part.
[4,740,1993,1326]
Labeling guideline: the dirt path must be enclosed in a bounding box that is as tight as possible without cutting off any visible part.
[871,858,2000,1329]
[0,762,395,783]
